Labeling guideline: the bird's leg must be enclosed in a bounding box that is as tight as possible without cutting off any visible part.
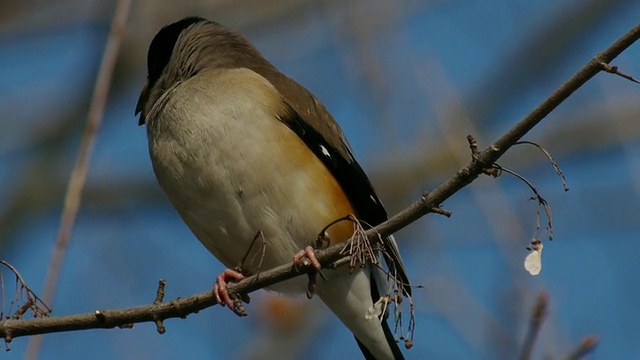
[213,231,266,317]
[237,230,267,272]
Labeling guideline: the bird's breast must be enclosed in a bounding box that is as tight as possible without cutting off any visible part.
[146,68,354,292]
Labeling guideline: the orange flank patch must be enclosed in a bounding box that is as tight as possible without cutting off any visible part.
[273,116,357,246]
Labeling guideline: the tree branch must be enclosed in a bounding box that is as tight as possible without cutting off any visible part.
[1,21,639,344]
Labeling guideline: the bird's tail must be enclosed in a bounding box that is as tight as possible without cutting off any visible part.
[317,266,404,360]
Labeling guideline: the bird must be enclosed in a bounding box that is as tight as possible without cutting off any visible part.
[136,16,411,360]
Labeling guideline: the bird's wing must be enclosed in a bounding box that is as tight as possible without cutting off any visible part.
[256,67,411,296]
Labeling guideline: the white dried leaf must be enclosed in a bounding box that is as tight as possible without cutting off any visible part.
[365,295,390,320]
[524,242,544,276]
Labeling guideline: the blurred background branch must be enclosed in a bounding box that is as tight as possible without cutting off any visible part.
[24,1,131,358]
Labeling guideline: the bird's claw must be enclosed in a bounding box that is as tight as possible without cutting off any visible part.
[213,268,249,317]
[293,246,327,298]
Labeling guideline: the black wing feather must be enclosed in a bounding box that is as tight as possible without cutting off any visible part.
[281,107,411,296]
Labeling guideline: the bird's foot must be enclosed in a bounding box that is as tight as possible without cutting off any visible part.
[293,246,327,299]
[213,268,250,316]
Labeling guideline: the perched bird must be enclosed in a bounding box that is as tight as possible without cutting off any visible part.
[136,17,411,360]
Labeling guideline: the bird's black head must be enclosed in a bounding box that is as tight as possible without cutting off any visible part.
[135,16,208,125]
[146,16,207,90]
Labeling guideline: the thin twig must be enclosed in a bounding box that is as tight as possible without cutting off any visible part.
[514,140,569,191]
[494,165,554,241]
[25,0,131,358]
[152,280,166,334]
[598,61,640,84]
[0,261,51,321]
